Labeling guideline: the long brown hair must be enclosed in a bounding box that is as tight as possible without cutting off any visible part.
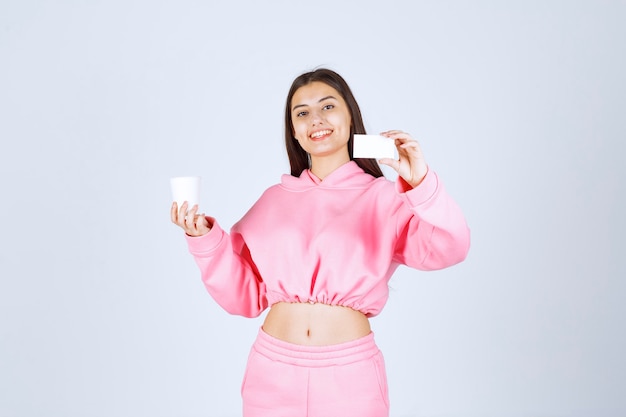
[284,68,383,178]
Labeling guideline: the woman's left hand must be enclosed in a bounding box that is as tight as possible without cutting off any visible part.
[378,130,428,188]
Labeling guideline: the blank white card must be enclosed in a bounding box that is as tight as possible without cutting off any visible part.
[353,134,396,159]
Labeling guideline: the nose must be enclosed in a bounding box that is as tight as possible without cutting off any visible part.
[311,109,324,126]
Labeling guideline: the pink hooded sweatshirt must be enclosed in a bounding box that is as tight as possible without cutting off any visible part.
[186,161,470,318]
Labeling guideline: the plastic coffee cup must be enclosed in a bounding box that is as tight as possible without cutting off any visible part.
[170,176,201,212]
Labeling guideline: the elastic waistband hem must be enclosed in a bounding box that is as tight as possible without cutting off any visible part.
[252,327,379,367]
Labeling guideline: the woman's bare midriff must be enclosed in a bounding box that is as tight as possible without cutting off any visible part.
[262,302,371,346]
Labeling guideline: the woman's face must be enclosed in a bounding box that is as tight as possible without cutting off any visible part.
[290,81,352,165]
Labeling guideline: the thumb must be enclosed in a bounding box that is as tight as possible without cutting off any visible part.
[377,158,398,170]
[197,214,211,230]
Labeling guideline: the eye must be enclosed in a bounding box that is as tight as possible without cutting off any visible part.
[323,104,335,110]
[296,110,308,117]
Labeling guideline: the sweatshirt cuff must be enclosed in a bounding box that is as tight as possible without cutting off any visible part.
[395,169,439,208]
[185,218,225,255]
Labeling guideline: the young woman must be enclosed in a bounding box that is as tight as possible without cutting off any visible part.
[171,68,470,417]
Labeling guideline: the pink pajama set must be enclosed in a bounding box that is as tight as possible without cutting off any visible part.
[185,161,470,416]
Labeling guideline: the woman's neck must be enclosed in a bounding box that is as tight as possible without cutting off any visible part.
[310,155,350,180]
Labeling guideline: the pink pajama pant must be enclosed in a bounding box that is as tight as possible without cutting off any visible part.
[241,328,390,417]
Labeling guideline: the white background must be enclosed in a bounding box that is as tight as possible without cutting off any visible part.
[1,1,624,416]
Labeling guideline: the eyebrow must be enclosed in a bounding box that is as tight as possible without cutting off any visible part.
[292,95,337,112]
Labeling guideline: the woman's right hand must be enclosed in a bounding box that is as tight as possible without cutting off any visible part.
[171,201,211,237]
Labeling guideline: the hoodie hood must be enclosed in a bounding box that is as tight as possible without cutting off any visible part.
[279,161,380,191]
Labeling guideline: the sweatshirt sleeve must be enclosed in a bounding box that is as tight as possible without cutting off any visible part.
[185,219,268,317]
[392,169,471,270]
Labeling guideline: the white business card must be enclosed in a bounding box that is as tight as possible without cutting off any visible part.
[353,134,396,159]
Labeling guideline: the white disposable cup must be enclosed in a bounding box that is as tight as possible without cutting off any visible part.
[170,176,201,211]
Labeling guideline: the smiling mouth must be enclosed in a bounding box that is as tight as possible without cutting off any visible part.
[310,129,333,140]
